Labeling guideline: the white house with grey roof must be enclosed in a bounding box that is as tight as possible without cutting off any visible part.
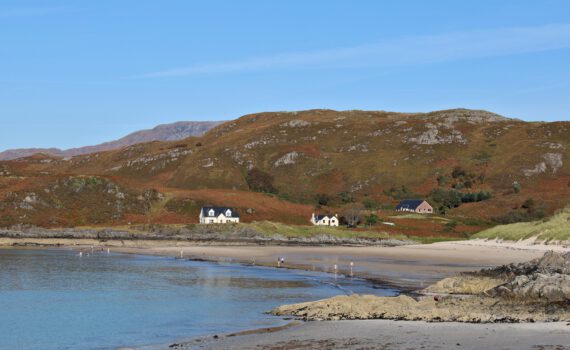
[199,206,240,224]
[310,213,339,227]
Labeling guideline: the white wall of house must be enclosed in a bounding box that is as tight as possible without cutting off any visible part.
[199,208,240,224]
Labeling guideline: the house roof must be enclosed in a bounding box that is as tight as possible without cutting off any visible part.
[314,214,337,221]
[201,206,240,218]
[395,199,427,210]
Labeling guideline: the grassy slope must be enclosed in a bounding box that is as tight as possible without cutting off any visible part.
[473,207,570,242]
[239,221,464,243]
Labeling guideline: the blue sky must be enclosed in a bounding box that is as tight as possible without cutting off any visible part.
[1,0,570,150]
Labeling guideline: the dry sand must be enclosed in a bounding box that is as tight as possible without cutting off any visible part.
[166,319,570,350]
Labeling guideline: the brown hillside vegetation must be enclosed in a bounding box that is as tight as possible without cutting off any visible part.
[0,108,569,231]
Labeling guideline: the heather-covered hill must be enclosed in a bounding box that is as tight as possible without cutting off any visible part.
[0,108,568,229]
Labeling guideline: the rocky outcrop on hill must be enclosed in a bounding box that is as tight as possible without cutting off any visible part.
[273,252,570,323]
[0,176,163,226]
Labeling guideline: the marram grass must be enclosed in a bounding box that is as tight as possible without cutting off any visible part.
[474,207,570,242]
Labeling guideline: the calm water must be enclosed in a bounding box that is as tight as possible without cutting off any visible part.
[0,249,396,350]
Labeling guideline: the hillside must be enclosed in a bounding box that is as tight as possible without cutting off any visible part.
[0,121,222,161]
[473,207,570,242]
[0,108,568,231]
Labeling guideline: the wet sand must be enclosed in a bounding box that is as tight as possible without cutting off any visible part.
[110,242,549,289]
[174,319,570,350]
[0,237,554,289]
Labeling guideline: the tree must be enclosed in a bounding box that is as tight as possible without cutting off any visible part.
[452,166,466,179]
[342,203,363,227]
[315,193,331,206]
[364,213,379,227]
[338,191,354,204]
[246,168,278,194]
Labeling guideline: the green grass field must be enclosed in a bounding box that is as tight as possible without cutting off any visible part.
[243,221,461,244]
[473,207,570,242]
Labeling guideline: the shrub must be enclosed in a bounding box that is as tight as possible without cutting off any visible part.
[512,181,521,194]
[338,191,354,204]
[429,189,492,213]
[494,198,546,224]
[363,197,379,210]
[452,166,466,179]
[384,185,419,200]
[364,213,379,227]
[444,220,458,232]
[315,193,331,206]
[246,168,278,194]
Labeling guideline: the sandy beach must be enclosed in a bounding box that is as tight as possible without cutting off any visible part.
[169,319,570,350]
[1,237,560,290]
[93,241,556,290]
[3,237,569,350]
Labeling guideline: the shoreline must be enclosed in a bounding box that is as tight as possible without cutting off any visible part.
[2,238,569,349]
[1,236,563,291]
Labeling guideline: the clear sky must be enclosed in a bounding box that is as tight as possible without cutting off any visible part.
[1,0,570,150]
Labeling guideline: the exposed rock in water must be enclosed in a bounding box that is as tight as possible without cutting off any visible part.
[272,251,570,323]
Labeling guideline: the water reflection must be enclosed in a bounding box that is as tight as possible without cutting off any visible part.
[0,249,396,350]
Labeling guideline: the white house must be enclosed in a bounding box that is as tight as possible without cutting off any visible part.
[310,213,339,227]
[199,206,240,224]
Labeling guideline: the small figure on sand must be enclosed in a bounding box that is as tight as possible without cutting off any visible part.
[277,257,285,267]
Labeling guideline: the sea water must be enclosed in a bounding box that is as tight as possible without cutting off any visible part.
[0,249,397,350]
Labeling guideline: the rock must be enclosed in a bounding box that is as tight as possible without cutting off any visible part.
[281,119,310,128]
[274,152,300,167]
[274,252,570,323]
[543,153,563,173]
[523,153,563,176]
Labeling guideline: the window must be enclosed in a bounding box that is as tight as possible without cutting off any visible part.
[226,210,232,217]
[209,209,215,217]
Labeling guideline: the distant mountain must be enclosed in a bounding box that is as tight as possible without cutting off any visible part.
[0,121,223,160]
